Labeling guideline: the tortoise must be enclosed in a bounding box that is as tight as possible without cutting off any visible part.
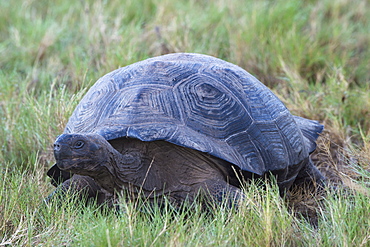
[47,53,325,207]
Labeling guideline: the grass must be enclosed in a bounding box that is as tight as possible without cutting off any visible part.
[0,0,369,245]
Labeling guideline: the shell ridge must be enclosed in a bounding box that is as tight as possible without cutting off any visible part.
[64,53,316,178]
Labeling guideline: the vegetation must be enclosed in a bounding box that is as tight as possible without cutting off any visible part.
[1,0,369,245]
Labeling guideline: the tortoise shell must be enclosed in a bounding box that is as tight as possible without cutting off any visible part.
[65,53,322,176]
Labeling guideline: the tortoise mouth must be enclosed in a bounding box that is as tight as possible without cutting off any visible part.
[56,159,79,171]
[56,158,92,171]
[56,160,74,171]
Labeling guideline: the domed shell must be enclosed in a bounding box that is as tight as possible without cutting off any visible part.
[65,53,322,175]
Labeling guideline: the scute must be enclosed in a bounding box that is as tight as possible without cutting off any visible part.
[65,53,322,175]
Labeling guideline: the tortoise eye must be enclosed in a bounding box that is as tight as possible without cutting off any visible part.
[74,140,85,149]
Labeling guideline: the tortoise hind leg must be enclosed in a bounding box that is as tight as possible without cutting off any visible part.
[294,157,326,188]
[275,157,325,196]
[201,179,244,208]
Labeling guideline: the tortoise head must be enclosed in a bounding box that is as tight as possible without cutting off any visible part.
[54,133,111,174]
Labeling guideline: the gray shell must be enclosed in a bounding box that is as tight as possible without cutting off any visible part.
[65,53,323,175]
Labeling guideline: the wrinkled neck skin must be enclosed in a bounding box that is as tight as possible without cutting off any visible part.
[85,144,146,196]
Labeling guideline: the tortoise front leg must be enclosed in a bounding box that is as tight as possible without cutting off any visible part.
[45,175,110,205]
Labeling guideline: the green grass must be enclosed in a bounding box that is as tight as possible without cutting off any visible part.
[1,0,369,246]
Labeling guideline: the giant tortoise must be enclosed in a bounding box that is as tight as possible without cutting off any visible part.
[47,53,325,207]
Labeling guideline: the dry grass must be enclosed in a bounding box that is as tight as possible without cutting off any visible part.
[1,0,369,245]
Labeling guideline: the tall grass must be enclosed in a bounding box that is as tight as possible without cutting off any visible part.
[1,0,369,245]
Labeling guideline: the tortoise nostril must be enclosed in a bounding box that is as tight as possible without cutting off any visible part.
[54,143,61,151]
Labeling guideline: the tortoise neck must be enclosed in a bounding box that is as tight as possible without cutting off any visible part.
[90,146,144,193]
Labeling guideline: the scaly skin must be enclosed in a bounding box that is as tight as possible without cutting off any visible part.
[51,133,243,207]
